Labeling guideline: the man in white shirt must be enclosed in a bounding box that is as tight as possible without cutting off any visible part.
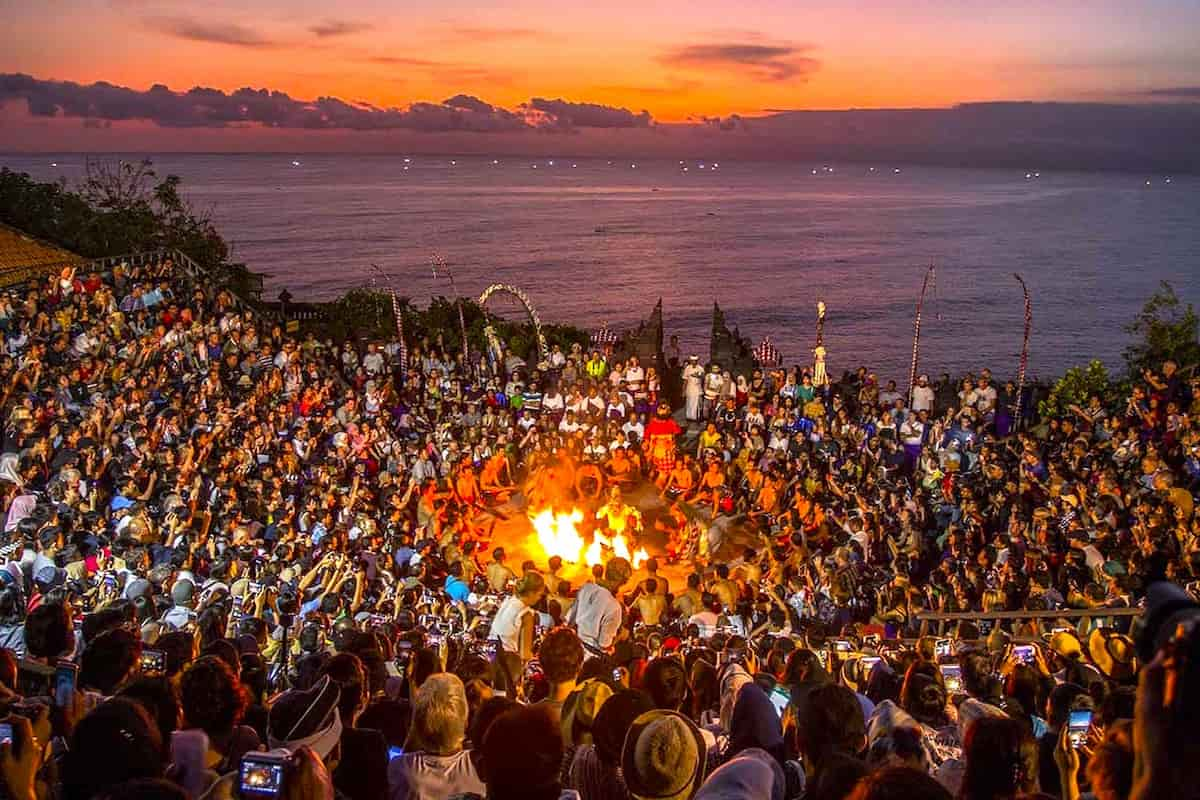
[567,557,631,653]
[910,374,935,413]
[975,376,998,416]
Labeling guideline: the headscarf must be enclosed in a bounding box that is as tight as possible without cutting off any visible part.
[727,683,785,765]
[695,748,784,800]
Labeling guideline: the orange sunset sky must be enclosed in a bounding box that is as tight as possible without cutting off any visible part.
[1,0,1198,152]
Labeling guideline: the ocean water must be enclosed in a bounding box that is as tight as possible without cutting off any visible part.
[4,154,1197,383]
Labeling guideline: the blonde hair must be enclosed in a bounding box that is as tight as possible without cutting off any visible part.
[407,673,469,755]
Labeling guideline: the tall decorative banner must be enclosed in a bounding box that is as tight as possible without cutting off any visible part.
[431,254,469,360]
[1013,273,1032,426]
[370,263,407,372]
[812,301,828,387]
[908,264,936,407]
[390,287,407,371]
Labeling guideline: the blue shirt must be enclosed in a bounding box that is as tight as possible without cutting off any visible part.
[444,575,470,603]
[394,547,415,571]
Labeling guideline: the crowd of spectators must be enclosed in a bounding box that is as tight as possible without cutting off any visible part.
[0,254,1198,800]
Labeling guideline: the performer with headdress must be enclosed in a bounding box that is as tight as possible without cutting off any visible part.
[644,400,683,478]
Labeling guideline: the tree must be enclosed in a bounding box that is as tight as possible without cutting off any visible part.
[1123,281,1200,376]
[1039,359,1114,418]
[0,160,229,268]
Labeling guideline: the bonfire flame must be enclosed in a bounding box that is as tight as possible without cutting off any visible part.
[530,507,648,569]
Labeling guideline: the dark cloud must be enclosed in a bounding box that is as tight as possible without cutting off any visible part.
[695,114,744,131]
[525,97,652,129]
[661,43,819,82]
[144,15,277,47]
[1142,86,1200,98]
[308,19,372,38]
[0,73,655,134]
[443,94,496,113]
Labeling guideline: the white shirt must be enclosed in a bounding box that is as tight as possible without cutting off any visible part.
[687,610,720,639]
[568,582,623,650]
[911,385,935,412]
[488,596,534,654]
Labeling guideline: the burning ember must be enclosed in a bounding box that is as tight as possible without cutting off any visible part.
[530,507,649,569]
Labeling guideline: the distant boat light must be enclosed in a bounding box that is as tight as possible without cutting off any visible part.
[403,157,411,163]
[572,163,577,168]
[1165,177,1172,183]
[492,159,499,164]
[50,162,57,167]
[291,160,301,166]
[450,160,456,165]
[893,168,901,173]
[548,160,554,166]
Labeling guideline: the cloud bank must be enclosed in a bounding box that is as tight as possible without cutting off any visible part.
[3,74,1200,172]
[0,73,652,133]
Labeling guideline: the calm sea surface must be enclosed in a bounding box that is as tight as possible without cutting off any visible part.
[4,154,1197,383]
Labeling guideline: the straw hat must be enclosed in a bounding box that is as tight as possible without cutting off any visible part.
[1087,628,1137,681]
[560,678,613,746]
[1047,629,1084,661]
[622,710,708,800]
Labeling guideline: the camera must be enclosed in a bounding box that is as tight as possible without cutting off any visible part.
[140,649,166,676]
[239,751,295,798]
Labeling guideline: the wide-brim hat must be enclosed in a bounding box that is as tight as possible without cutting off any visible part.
[1047,629,1084,661]
[622,709,708,800]
[267,675,343,758]
[1087,627,1137,681]
[560,678,613,745]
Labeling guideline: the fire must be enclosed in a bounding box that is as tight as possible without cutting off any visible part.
[529,507,649,569]
[531,508,586,563]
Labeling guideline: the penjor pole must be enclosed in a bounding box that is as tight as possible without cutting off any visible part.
[1013,273,1032,429]
[370,263,408,372]
[432,254,469,361]
[908,264,935,408]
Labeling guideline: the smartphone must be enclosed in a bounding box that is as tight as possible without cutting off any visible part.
[0,723,12,747]
[860,656,881,674]
[388,745,405,761]
[934,638,952,659]
[1012,644,1035,664]
[1067,709,1092,749]
[940,663,963,694]
[833,639,854,653]
[140,649,166,675]
[240,752,288,798]
[768,685,790,718]
[54,661,78,707]
[612,668,623,683]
